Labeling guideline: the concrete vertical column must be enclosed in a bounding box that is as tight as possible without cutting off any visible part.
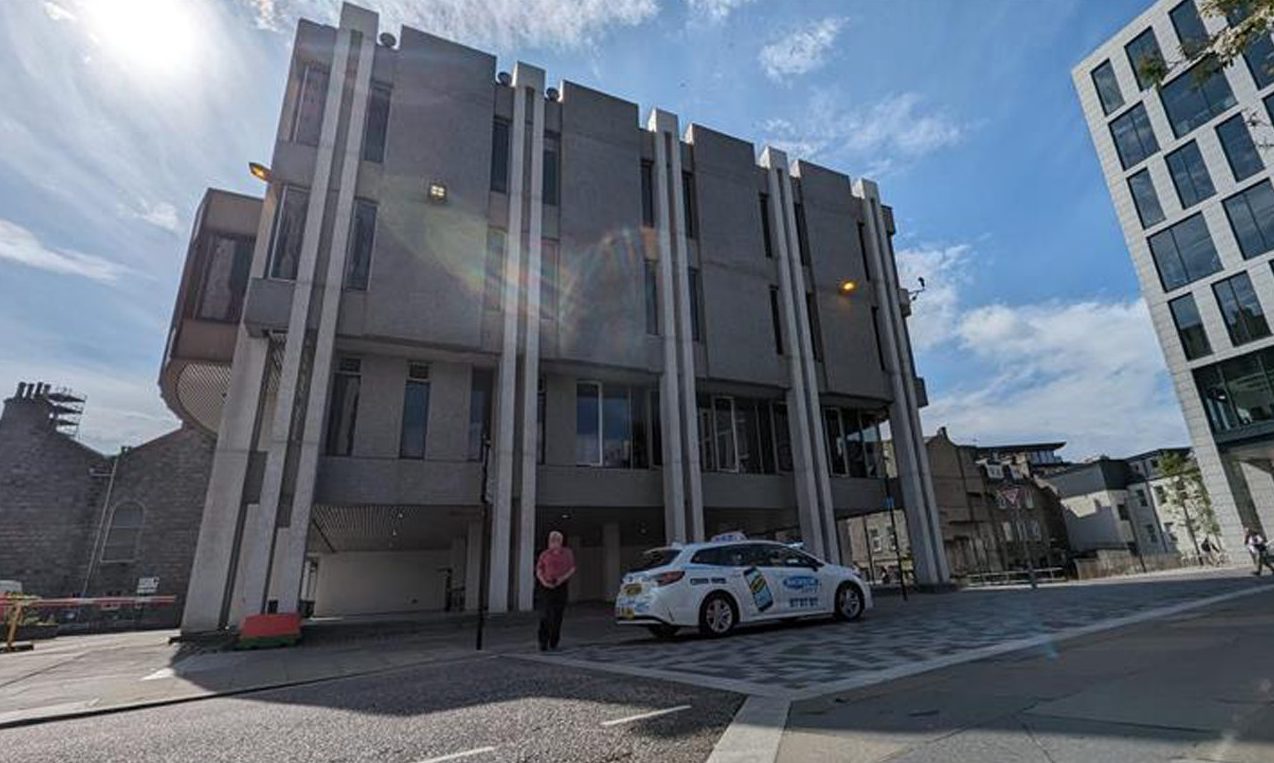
[181,333,270,633]
[272,12,377,613]
[465,520,483,612]
[668,124,705,542]
[515,64,548,613]
[490,70,531,614]
[1200,442,1252,554]
[647,110,687,545]
[1238,460,1274,538]
[761,147,825,558]
[778,163,838,563]
[230,19,359,625]
[854,179,944,585]
[567,534,583,603]
[603,522,621,602]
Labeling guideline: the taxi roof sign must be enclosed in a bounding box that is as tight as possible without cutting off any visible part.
[710,531,747,542]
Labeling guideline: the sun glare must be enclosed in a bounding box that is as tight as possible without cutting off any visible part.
[84,0,199,77]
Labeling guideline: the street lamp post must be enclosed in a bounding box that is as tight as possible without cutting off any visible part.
[884,495,908,601]
[476,435,492,651]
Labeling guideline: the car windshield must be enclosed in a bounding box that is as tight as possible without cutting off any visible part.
[630,548,680,571]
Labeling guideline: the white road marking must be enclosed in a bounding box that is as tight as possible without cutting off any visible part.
[600,704,691,727]
[414,747,496,763]
[705,696,789,763]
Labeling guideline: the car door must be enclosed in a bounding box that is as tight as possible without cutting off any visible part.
[768,546,826,615]
[731,543,779,621]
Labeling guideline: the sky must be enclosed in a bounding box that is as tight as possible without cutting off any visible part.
[0,0,1182,461]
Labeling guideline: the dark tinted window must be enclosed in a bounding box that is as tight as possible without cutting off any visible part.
[769,287,784,354]
[1170,1,1209,50]
[1149,214,1221,291]
[1091,60,1124,115]
[644,259,659,335]
[641,160,654,226]
[1169,293,1212,359]
[760,193,773,257]
[291,64,328,146]
[1166,141,1215,208]
[689,266,703,341]
[490,119,510,193]
[361,84,391,163]
[467,368,493,461]
[1161,58,1237,137]
[1224,181,1274,258]
[344,199,376,291]
[1227,5,1274,88]
[1128,169,1165,228]
[325,358,361,456]
[806,293,823,361]
[682,172,697,238]
[1216,115,1264,181]
[1110,104,1159,169]
[542,140,560,205]
[1125,28,1165,90]
[196,235,253,322]
[1194,347,1274,432]
[794,202,810,264]
[1213,272,1271,345]
[399,366,430,459]
[632,548,682,571]
[268,186,309,280]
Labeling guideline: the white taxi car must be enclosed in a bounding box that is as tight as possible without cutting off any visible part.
[614,535,872,638]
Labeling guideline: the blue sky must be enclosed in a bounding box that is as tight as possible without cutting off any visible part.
[0,0,1182,459]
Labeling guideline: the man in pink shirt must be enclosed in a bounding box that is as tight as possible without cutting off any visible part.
[536,531,576,651]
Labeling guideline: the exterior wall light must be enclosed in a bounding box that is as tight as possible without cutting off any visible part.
[428,182,447,202]
[248,162,271,182]
[839,280,858,295]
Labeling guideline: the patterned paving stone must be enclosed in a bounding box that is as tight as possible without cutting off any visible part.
[544,571,1269,698]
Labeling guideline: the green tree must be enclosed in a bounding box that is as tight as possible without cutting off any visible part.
[1140,1,1274,86]
[1159,452,1221,556]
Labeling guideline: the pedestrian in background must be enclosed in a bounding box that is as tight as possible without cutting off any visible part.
[536,531,576,651]
[1244,528,1274,576]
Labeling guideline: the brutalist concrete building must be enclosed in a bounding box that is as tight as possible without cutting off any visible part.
[1075,0,1274,555]
[163,3,944,633]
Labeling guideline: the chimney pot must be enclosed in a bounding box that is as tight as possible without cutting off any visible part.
[16,382,26,398]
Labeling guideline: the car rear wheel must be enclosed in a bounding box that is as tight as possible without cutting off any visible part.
[698,592,738,637]
[646,624,678,640]
[834,583,865,622]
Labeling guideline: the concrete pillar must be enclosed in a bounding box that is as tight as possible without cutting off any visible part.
[567,534,583,603]
[1238,460,1274,538]
[465,520,483,612]
[515,63,547,613]
[855,179,945,585]
[603,522,621,602]
[272,13,376,614]
[760,147,825,559]
[647,110,687,545]
[490,68,531,614]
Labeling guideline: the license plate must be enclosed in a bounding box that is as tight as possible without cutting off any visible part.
[623,584,643,596]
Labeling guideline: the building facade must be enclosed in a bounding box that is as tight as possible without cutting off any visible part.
[163,3,944,633]
[1075,0,1274,555]
[927,431,1071,576]
[0,382,213,624]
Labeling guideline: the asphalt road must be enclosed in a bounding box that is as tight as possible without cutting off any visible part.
[0,654,742,762]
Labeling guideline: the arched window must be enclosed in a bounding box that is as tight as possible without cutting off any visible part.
[101,502,144,563]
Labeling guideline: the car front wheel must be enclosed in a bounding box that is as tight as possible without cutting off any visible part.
[834,583,865,622]
[698,592,738,637]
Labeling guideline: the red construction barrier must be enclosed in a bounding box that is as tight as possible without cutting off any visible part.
[237,613,302,649]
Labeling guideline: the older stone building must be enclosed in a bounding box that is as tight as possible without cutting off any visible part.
[0,382,213,623]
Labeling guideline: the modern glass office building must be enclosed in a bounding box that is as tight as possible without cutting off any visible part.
[162,3,943,632]
[1075,0,1274,554]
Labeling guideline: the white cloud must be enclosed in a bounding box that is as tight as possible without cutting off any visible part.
[763,91,968,176]
[899,243,1187,459]
[41,1,76,23]
[759,16,846,82]
[125,199,182,234]
[0,218,128,283]
[687,0,757,23]
[239,0,659,50]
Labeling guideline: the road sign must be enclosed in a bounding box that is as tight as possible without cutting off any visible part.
[136,577,159,595]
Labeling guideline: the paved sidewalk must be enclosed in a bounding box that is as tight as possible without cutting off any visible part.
[0,603,626,727]
[779,585,1274,762]
[535,567,1274,699]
